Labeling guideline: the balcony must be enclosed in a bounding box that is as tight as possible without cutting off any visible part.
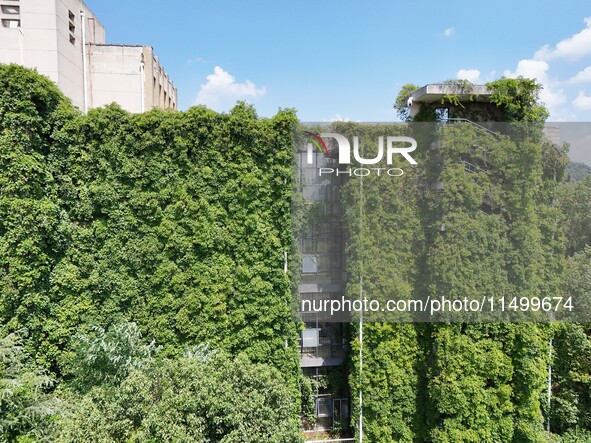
[306,395,350,432]
[299,333,348,367]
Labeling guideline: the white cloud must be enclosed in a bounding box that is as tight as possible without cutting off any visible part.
[503,59,549,81]
[573,91,591,110]
[443,27,455,37]
[459,18,591,120]
[534,17,591,61]
[567,66,591,84]
[503,59,566,111]
[195,66,266,111]
[456,68,481,83]
[326,114,351,122]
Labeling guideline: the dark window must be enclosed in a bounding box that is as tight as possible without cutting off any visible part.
[68,11,76,45]
[1,5,19,14]
[1,18,19,28]
[435,107,449,121]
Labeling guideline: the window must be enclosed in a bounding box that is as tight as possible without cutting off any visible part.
[317,398,331,418]
[301,328,319,347]
[1,0,21,27]
[435,107,449,121]
[68,10,75,45]
[2,18,19,28]
[1,5,19,14]
[302,255,318,273]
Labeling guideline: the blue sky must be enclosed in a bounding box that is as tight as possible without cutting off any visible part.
[85,0,591,125]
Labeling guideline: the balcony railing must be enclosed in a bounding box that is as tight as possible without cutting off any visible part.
[446,118,501,140]
[299,338,348,360]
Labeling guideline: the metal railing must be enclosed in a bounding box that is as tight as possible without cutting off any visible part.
[446,118,501,140]
[300,341,348,359]
[462,160,488,174]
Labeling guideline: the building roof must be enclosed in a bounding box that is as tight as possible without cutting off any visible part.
[90,43,146,48]
[409,83,493,104]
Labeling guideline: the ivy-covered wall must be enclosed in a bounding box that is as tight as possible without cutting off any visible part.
[0,64,300,389]
[344,80,570,442]
[2,64,589,442]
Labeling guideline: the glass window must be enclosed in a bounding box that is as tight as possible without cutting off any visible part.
[341,399,350,418]
[317,398,331,417]
[302,255,317,273]
[1,5,19,14]
[301,238,315,254]
[301,328,319,347]
[2,19,19,28]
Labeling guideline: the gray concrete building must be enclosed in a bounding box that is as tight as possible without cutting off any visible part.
[0,0,177,113]
[407,83,494,120]
[88,44,177,112]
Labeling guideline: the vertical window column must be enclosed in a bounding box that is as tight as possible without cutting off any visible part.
[68,10,75,45]
[1,0,21,28]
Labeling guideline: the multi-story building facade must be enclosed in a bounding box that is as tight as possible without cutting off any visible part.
[296,83,562,437]
[0,0,177,113]
[297,136,351,434]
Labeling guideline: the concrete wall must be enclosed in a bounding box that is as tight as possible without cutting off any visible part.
[0,0,59,83]
[88,44,144,112]
[54,0,104,109]
[144,47,177,111]
[0,0,104,110]
[0,0,176,113]
[89,45,177,112]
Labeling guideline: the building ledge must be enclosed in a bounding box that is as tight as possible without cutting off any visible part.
[90,43,145,48]
[409,83,492,104]
[300,356,345,367]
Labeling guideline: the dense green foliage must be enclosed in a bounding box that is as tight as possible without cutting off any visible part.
[2,64,591,442]
[0,330,58,442]
[550,247,591,435]
[345,80,578,442]
[0,64,301,441]
[558,177,591,256]
[551,321,591,433]
[66,321,156,391]
[486,78,549,122]
[566,162,591,182]
[394,77,550,122]
[54,349,302,443]
[332,122,423,441]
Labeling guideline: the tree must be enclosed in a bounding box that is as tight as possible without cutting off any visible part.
[65,321,156,391]
[558,178,591,256]
[486,77,549,122]
[551,322,591,434]
[55,351,303,443]
[0,330,58,442]
[394,83,419,121]
[0,64,76,371]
